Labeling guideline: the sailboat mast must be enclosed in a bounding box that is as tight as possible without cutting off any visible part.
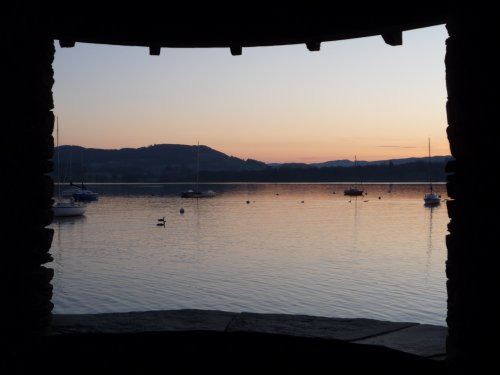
[56,115,61,198]
[428,137,433,193]
[196,141,200,191]
[354,155,358,188]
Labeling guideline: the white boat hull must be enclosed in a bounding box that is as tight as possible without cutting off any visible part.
[53,202,86,217]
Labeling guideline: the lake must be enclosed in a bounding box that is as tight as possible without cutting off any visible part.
[49,183,448,326]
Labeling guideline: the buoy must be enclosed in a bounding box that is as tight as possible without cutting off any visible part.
[180,208,185,214]
[246,200,250,204]
[378,197,381,199]
[301,201,304,203]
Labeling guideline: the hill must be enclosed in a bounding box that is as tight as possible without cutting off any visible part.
[52,144,452,183]
[54,144,266,182]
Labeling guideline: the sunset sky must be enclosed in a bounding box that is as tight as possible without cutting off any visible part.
[53,24,449,164]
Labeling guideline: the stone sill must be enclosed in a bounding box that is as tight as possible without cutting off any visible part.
[52,309,447,359]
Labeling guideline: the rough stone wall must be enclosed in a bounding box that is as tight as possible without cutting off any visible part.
[445,6,500,374]
[4,3,500,374]
[1,4,55,371]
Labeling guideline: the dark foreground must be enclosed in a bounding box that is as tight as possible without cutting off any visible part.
[9,310,448,374]
[29,331,444,374]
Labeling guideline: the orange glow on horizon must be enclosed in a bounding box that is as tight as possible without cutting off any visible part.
[53,25,450,164]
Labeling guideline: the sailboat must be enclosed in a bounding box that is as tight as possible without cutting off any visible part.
[181,142,216,198]
[62,181,99,202]
[52,116,86,217]
[423,138,441,206]
[344,156,364,196]
[60,148,99,201]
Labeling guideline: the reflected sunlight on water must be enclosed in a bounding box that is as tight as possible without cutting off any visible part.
[49,183,448,325]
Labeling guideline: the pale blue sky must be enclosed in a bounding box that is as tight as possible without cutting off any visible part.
[53,24,449,163]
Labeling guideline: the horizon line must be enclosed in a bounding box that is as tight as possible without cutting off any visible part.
[55,143,452,164]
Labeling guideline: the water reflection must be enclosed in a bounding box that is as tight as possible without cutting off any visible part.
[52,215,87,226]
[48,183,448,325]
[51,215,88,291]
[350,197,360,253]
[425,205,435,281]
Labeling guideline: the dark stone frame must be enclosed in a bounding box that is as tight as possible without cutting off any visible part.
[3,4,497,374]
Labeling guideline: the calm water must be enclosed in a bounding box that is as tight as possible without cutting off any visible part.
[49,183,448,325]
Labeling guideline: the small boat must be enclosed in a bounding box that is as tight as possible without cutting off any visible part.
[344,155,364,196]
[181,142,216,198]
[181,189,216,198]
[344,187,364,196]
[423,138,441,206]
[62,182,99,201]
[424,192,441,206]
[53,198,86,217]
[52,116,86,217]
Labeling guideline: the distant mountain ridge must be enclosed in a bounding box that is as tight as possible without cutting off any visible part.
[54,144,266,182]
[52,143,452,182]
[270,155,452,168]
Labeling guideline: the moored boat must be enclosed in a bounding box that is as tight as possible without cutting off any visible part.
[423,138,441,206]
[62,182,99,201]
[53,198,86,217]
[424,192,441,206]
[344,187,364,196]
[181,189,216,198]
[181,142,216,198]
[343,156,364,196]
[53,116,87,217]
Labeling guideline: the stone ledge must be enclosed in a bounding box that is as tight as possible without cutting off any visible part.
[226,312,417,341]
[52,309,237,334]
[353,323,448,358]
[52,309,447,360]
